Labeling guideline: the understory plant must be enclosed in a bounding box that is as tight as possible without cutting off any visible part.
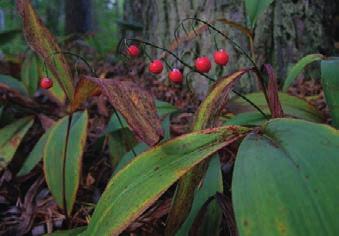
[0,0,338,236]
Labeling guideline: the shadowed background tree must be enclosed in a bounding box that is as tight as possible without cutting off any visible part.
[65,0,92,36]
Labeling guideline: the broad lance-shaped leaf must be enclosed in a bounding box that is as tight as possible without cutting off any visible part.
[321,58,339,128]
[85,76,163,146]
[233,119,339,236]
[0,74,28,96]
[16,0,73,103]
[17,126,53,176]
[227,92,323,123]
[0,117,34,171]
[81,125,250,236]
[44,111,88,216]
[283,54,324,92]
[165,69,251,235]
[244,0,274,27]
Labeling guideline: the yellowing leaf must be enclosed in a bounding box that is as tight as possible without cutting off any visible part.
[16,0,73,103]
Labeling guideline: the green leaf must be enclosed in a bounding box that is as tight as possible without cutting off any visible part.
[0,29,21,46]
[321,58,339,128]
[0,117,34,171]
[176,155,223,236]
[283,54,324,92]
[82,126,250,236]
[21,52,39,96]
[17,0,73,103]
[223,112,270,126]
[43,111,88,216]
[233,118,339,236]
[45,226,86,236]
[112,116,172,174]
[17,127,52,176]
[108,128,138,168]
[0,74,28,96]
[228,92,323,123]
[244,0,274,27]
[166,69,252,235]
[155,100,178,117]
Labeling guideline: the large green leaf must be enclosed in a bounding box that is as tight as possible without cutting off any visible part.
[176,155,223,236]
[17,127,52,176]
[0,74,28,96]
[283,54,324,92]
[0,117,34,171]
[244,0,274,27]
[223,112,270,126]
[233,118,339,236]
[43,111,88,216]
[81,125,250,236]
[16,0,72,103]
[21,52,40,96]
[321,58,339,128]
[166,69,252,235]
[227,92,323,123]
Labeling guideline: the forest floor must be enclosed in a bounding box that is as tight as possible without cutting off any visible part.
[0,59,330,236]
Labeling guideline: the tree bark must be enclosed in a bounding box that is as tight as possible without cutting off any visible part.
[124,0,337,96]
[65,0,92,36]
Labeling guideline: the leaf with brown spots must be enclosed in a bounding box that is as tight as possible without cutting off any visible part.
[233,119,339,235]
[0,116,34,171]
[16,0,74,103]
[82,125,250,236]
[84,76,163,146]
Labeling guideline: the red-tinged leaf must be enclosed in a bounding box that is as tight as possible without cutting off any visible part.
[84,76,163,146]
[165,69,252,235]
[70,77,100,112]
[16,0,73,103]
[263,64,284,118]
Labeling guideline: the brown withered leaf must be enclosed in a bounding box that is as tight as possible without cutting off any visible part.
[16,0,74,103]
[84,76,163,146]
[70,77,100,112]
[263,64,284,118]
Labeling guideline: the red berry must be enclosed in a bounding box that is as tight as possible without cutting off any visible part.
[40,77,53,89]
[214,49,229,66]
[195,57,211,73]
[127,45,140,57]
[149,60,164,74]
[168,69,183,84]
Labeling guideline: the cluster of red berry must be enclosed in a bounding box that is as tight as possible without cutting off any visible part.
[127,45,230,84]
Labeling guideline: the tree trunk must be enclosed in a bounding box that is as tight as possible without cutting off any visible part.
[65,0,92,36]
[124,0,337,96]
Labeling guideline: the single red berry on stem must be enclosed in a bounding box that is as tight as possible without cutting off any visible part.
[214,49,229,66]
[195,56,211,73]
[127,45,140,57]
[168,68,183,84]
[40,77,53,89]
[149,60,164,74]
